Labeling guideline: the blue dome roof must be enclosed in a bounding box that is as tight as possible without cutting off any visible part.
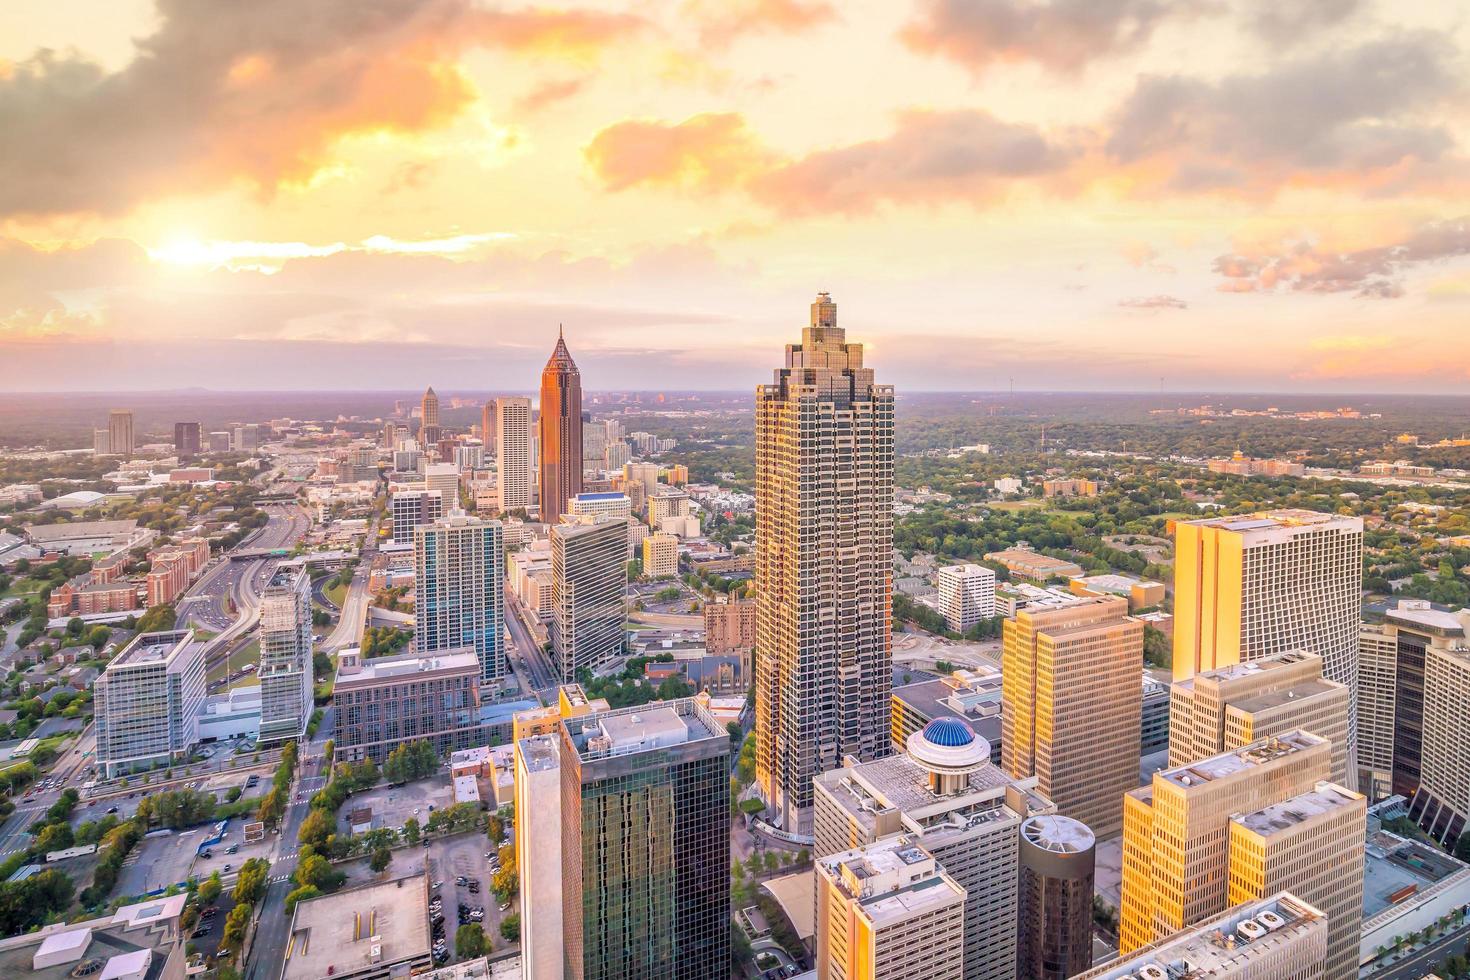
[922,717,975,748]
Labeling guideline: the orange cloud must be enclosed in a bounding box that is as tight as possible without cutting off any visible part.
[585,113,778,192]
[686,0,837,47]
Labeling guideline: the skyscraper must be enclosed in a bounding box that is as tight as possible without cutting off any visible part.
[390,489,444,546]
[1002,595,1143,838]
[108,409,135,459]
[1172,510,1363,754]
[421,385,441,446]
[258,564,313,745]
[755,292,894,837]
[550,518,626,682]
[495,396,533,513]
[414,514,505,682]
[516,699,730,980]
[173,421,201,461]
[538,328,583,524]
[480,400,496,455]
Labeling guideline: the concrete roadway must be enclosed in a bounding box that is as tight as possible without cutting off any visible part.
[1371,921,1470,979]
[505,590,556,695]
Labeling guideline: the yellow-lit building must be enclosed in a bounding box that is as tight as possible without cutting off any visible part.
[1002,595,1142,838]
[642,532,680,579]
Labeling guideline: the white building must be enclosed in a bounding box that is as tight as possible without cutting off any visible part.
[258,564,313,745]
[515,734,564,980]
[993,477,1023,494]
[390,489,444,544]
[937,564,997,633]
[425,462,461,513]
[94,630,207,778]
[551,518,627,682]
[568,492,633,523]
[496,396,533,512]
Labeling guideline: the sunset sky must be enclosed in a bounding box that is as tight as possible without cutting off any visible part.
[1,0,1468,393]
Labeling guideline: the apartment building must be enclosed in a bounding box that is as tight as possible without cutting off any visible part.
[414,515,505,682]
[704,595,755,654]
[390,489,443,543]
[330,648,481,763]
[495,396,533,512]
[550,517,626,683]
[937,564,997,633]
[94,630,206,778]
[258,564,313,746]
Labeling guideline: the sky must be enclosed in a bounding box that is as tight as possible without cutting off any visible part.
[1,0,1468,394]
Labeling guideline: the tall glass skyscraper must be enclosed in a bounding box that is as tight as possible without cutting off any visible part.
[538,328,583,525]
[754,292,895,837]
[414,514,505,682]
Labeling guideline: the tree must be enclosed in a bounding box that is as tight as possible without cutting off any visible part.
[500,912,520,942]
[232,859,269,905]
[726,721,742,745]
[293,853,344,892]
[222,903,252,957]
[255,787,284,826]
[455,922,490,959]
[284,884,320,913]
[298,808,334,851]
[135,603,177,633]
[370,845,392,874]
[198,871,222,904]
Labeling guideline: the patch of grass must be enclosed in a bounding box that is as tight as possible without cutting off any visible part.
[325,581,348,607]
[987,499,1048,512]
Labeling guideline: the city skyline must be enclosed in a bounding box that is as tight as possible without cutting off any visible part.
[2,2,1469,393]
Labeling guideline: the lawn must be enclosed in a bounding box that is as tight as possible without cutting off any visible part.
[207,639,260,686]
[325,581,348,607]
[987,499,1050,512]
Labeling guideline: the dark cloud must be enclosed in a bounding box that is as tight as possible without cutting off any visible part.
[1118,294,1187,310]
[751,109,1077,214]
[901,0,1211,74]
[0,0,646,218]
[1106,35,1463,191]
[1213,217,1470,297]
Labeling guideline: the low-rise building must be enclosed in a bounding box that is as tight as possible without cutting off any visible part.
[281,874,432,980]
[890,668,1003,765]
[983,546,1085,584]
[1068,573,1165,611]
[331,649,481,763]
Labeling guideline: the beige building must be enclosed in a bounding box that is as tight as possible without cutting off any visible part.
[704,595,756,654]
[815,837,967,980]
[108,408,135,459]
[494,396,533,512]
[641,532,679,579]
[1002,595,1142,838]
[1169,649,1350,785]
[1075,892,1328,980]
[982,546,1084,583]
[1119,730,1332,954]
[1228,783,1367,980]
[755,293,894,837]
[514,734,564,980]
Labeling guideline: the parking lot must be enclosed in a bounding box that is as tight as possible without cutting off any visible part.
[116,831,204,896]
[427,832,507,963]
[337,775,454,835]
[191,821,276,882]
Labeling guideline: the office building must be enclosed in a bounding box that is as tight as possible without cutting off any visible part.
[454,444,483,471]
[390,488,444,544]
[207,431,231,453]
[1076,893,1327,980]
[1172,510,1363,753]
[108,409,134,459]
[756,292,895,837]
[173,421,201,461]
[233,422,260,452]
[481,400,496,455]
[538,328,583,524]
[281,874,432,980]
[424,462,460,513]
[603,440,631,472]
[1141,675,1170,753]
[1002,595,1142,838]
[414,515,505,682]
[704,596,756,654]
[890,668,1004,765]
[1359,601,1470,840]
[92,428,111,455]
[1227,782,1366,979]
[937,564,997,633]
[331,648,481,762]
[420,385,441,446]
[646,486,690,529]
[642,532,679,579]
[815,837,967,980]
[622,461,660,498]
[1069,573,1166,612]
[1017,815,1096,980]
[94,630,206,778]
[550,517,626,682]
[813,718,1055,980]
[1169,649,1350,785]
[517,700,730,980]
[582,417,606,477]
[1118,730,1331,954]
[258,564,313,746]
[568,491,632,523]
[496,396,533,512]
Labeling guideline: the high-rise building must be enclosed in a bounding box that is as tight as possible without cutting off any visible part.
[604,440,631,472]
[937,564,997,634]
[813,718,1056,980]
[567,491,632,523]
[108,409,135,459]
[94,630,206,778]
[1075,893,1328,980]
[1352,602,1470,834]
[646,485,690,529]
[1002,595,1142,838]
[1227,782,1366,979]
[1118,730,1332,954]
[481,400,496,455]
[815,837,967,980]
[1169,648,1350,785]
[538,328,583,525]
[515,699,730,980]
[425,461,460,513]
[550,517,626,682]
[1172,510,1363,752]
[173,421,201,461]
[233,422,261,452]
[622,461,660,498]
[208,431,231,453]
[389,489,444,544]
[414,515,505,682]
[495,396,533,513]
[582,416,606,477]
[756,292,895,837]
[454,444,483,471]
[1018,815,1096,980]
[420,385,441,445]
[258,564,313,746]
[642,532,679,579]
[92,428,111,455]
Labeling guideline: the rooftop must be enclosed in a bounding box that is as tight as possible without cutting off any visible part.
[335,649,478,686]
[1158,731,1325,789]
[1021,814,1095,854]
[1229,678,1344,714]
[516,734,561,774]
[282,874,431,980]
[1385,599,1467,637]
[108,630,197,670]
[574,492,628,502]
[1185,508,1360,533]
[1363,831,1470,921]
[1233,783,1362,836]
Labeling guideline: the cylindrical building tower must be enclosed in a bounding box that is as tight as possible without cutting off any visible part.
[1018,813,1096,980]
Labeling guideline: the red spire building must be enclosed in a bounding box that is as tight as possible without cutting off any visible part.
[538,326,583,524]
